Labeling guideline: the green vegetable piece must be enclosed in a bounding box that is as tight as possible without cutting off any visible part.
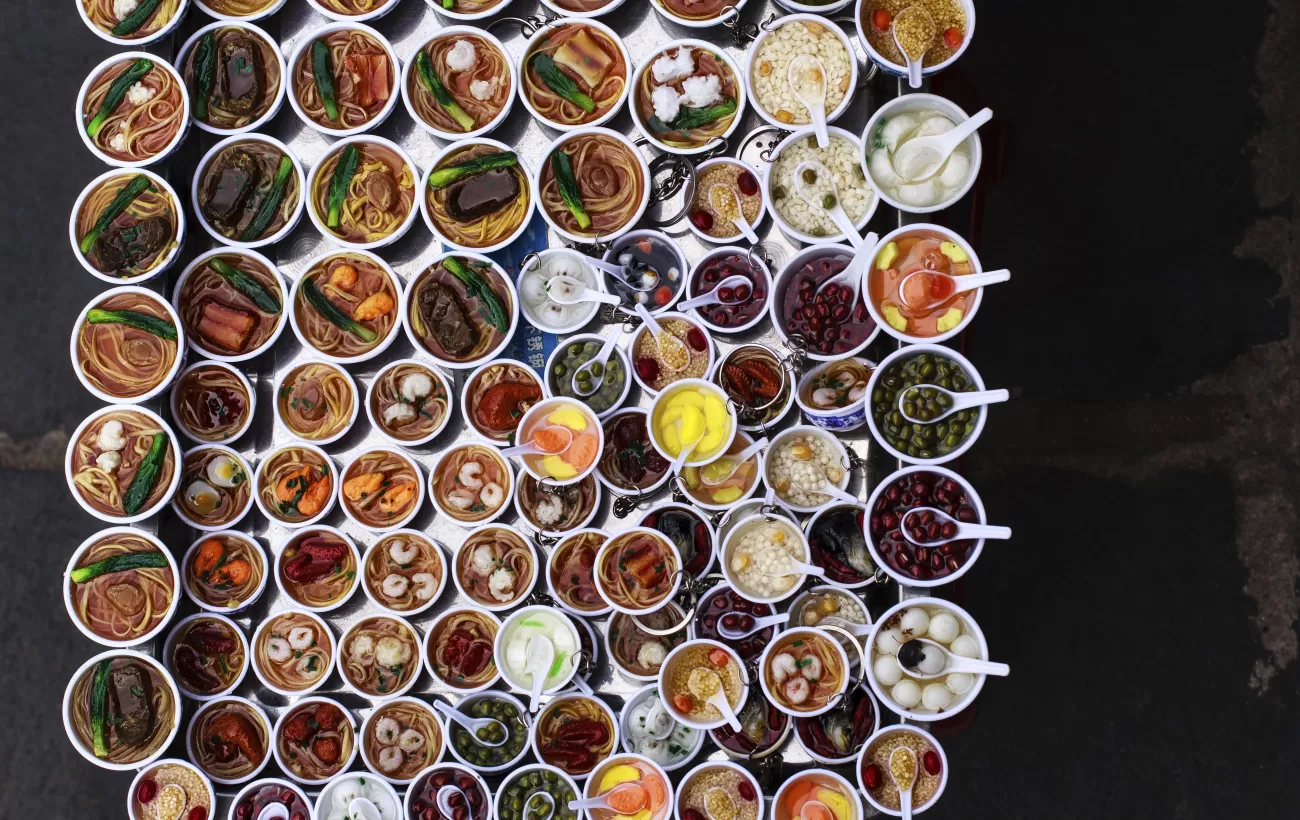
[650,98,738,133]
[86,309,177,340]
[111,0,164,37]
[302,276,378,343]
[79,175,153,254]
[70,551,168,584]
[427,151,518,190]
[443,0,453,7]
[416,51,475,131]
[209,258,281,314]
[531,53,595,114]
[90,659,112,758]
[549,150,591,231]
[443,256,508,333]
[312,40,339,122]
[190,31,218,122]
[240,156,295,242]
[87,58,153,138]
[122,431,169,516]
[327,145,359,229]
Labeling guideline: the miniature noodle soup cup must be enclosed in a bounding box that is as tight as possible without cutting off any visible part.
[531,694,620,780]
[196,0,289,19]
[336,614,423,697]
[402,251,520,370]
[62,649,182,771]
[519,21,632,132]
[763,425,852,513]
[762,127,877,247]
[285,22,401,137]
[422,605,503,694]
[306,135,421,250]
[339,448,425,533]
[618,683,705,772]
[64,527,179,648]
[65,405,183,524]
[758,627,852,718]
[630,40,748,156]
[78,0,190,46]
[534,127,651,244]
[252,441,339,528]
[646,379,737,468]
[791,678,880,765]
[71,286,186,405]
[420,139,535,253]
[404,764,493,820]
[191,134,306,248]
[596,409,674,497]
[170,361,258,444]
[771,769,861,820]
[709,343,796,434]
[127,759,216,820]
[865,597,990,722]
[271,696,358,785]
[172,248,289,364]
[862,222,986,344]
[545,529,612,617]
[402,29,519,141]
[163,612,250,700]
[861,95,983,215]
[181,530,269,614]
[521,253,606,335]
[175,21,287,135]
[517,473,603,538]
[855,0,976,80]
[361,530,448,617]
[864,465,988,587]
[426,0,517,21]
[315,772,403,820]
[290,247,403,364]
[673,760,762,820]
[657,640,749,730]
[770,244,881,363]
[171,444,255,531]
[76,52,191,168]
[70,168,186,284]
[495,762,584,820]
[273,525,361,613]
[494,605,582,696]
[595,527,683,616]
[745,16,857,130]
[606,602,689,683]
[365,358,455,447]
[513,397,605,487]
[720,512,811,604]
[583,754,675,820]
[250,609,336,697]
[306,0,401,22]
[429,440,515,527]
[444,691,532,774]
[272,359,359,446]
[360,696,446,784]
[795,356,874,432]
[649,0,746,27]
[451,523,538,611]
[226,779,312,820]
[856,725,950,816]
[538,0,629,17]
[462,358,545,444]
[864,344,989,466]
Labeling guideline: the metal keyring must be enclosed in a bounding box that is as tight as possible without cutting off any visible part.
[818,622,870,686]
[490,14,555,37]
[737,125,793,167]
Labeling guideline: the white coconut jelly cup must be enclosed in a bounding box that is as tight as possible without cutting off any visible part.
[71,286,186,405]
[273,525,361,613]
[494,605,582,696]
[402,29,519,141]
[70,168,186,284]
[176,21,287,135]
[76,52,191,168]
[361,531,449,617]
[192,134,305,248]
[630,41,747,156]
[761,126,878,246]
[285,22,401,137]
[163,613,250,700]
[172,247,288,363]
[271,696,358,785]
[421,606,503,694]
[402,251,520,370]
[250,609,337,698]
[290,248,404,365]
[181,530,269,614]
[64,527,179,648]
[861,94,983,215]
[534,128,650,243]
[62,649,182,770]
[171,444,255,531]
[170,361,258,444]
[65,404,184,524]
[306,136,421,250]
[360,697,446,784]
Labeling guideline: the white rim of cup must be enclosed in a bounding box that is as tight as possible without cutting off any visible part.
[517,474,602,538]
[403,765,491,820]
[361,531,449,617]
[860,93,984,215]
[602,229,689,316]
[175,20,287,135]
[518,21,631,132]
[128,759,215,819]
[860,222,986,343]
[673,430,761,512]
[854,0,976,78]
[170,360,258,443]
[778,0,852,12]
[191,134,305,248]
[673,760,761,820]
[315,771,403,820]
[401,250,520,369]
[181,530,269,614]
[62,649,182,770]
[683,159,768,245]
[272,358,360,445]
[285,22,402,137]
[792,678,881,765]
[402,29,520,141]
[273,525,361,612]
[757,627,851,718]
[719,513,810,604]
[306,0,401,21]
[306,135,421,250]
[70,286,186,404]
[163,612,251,700]
[856,724,949,816]
[542,334,631,420]
[518,250,605,335]
[171,444,255,531]
[645,377,736,467]
[793,356,873,427]
[420,606,503,693]
[628,315,718,398]
[364,358,455,447]
[172,247,288,362]
[290,247,404,364]
[635,504,718,578]
[863,464,988,588]
[65,405,183,523]
[426,0,516,21]
[359,697,447,784]
[76,52,191,168]
[761,126,878,246]
[226,778,313,820]
[78,0,190,46]
[649,0,746,27]
[533,127,651,243]
[496,763,584,816]
[544,528,612,617]
[196,0,289,22]
[448,524,537,611]
[271,696,359,785]
[864,596,990,722]
[629,41,747,155]
[594,527,683,616]
[64,527,179,647]
[444,691,532,773]
[767,243,882,362]
[538,0,627,16]
[462,358,546,443]
[250,609,337,697]
[253,441,340,528]
[746,14,858,128]
[773,769,861,820]
[593,408,673,497]
[509,397,605,486]
[802,504,875,590]
[335,615,422,697]
[617,683,705,771]
[605,600,688,683]
[338,448,425,533]
[69,167,186,284]
[493,605,582,695]
[863,343,989,466]
[656,640,748,730]
[685,246,773,334]
[761,425,852,513]
[708,344,796,433]
[419,139,535,253]
[428,440,516,528]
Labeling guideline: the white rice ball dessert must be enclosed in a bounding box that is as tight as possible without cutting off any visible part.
[915,645,946,675]
[899,607,930,637]
[927,612,960,644]
[949,634,979,658]
[876,626,904,655]
[945,672,974,695]
[921,683,952,711]
[873,655,903,687]
[891,679,922,709]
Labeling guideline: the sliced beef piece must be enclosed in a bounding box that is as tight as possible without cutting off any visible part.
[108,663,154,745]
[418,281,478,356]
[93,216,171,273]
[202,150,261,229]
[219,34,263,116]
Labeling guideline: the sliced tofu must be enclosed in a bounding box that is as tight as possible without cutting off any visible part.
[552,30,613,90]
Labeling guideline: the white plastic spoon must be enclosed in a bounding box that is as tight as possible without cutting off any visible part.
[792,161,865,248]
[798,461,860,506]
[787,54,830,148]
[891,6,935,90]
[896,384,1009,424]
[773,558,829,579]
[571,334,621,397]
[895,266,1009,311]
[898,506,1012,546]
[633,303,689,373]
[699,437,768,487]
[433,701,507,747]
[889,746,918,820]
[348,798,383,820]
[897,637,1011,679]
[498,426,574,458]
[706,185,761,243]
[547,274,621,306]
[437,786,472,818]
[716,611,789,640]
[818,615,873,637]
[678,274,753,311]
[891,108,993,182]
[524,634,555,712]
[814,231,879,303]
[569,784,646,812]
[690,668,742,732]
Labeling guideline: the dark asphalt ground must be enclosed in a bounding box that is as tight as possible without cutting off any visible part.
[4,0,1300,817]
